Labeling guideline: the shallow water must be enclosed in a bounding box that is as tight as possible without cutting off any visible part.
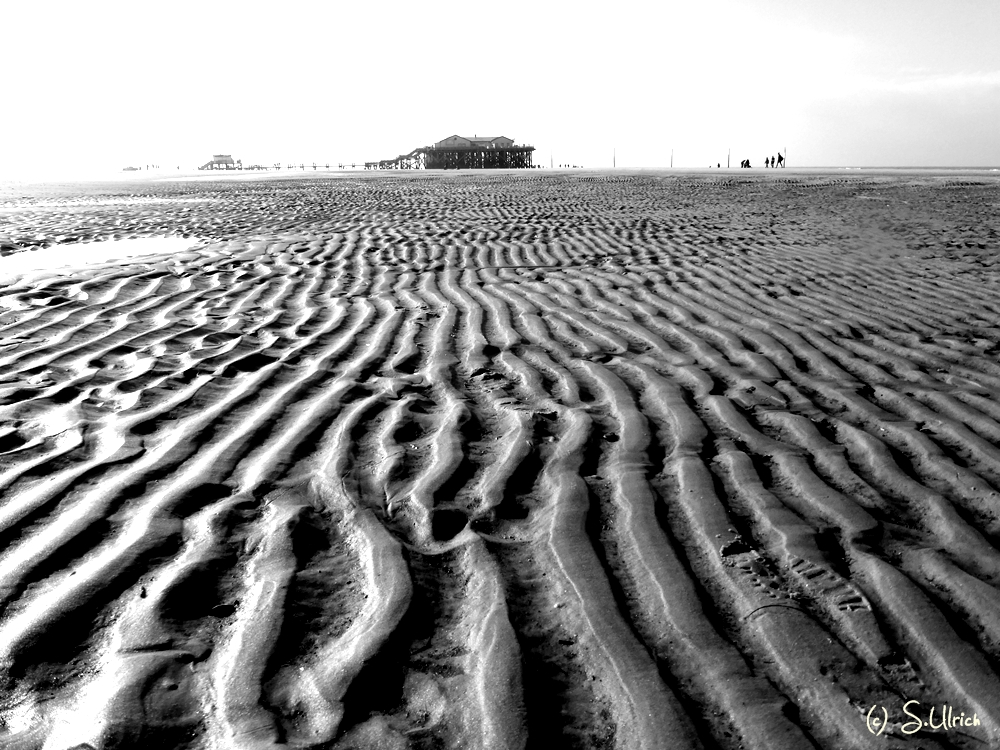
[0,236,201,281]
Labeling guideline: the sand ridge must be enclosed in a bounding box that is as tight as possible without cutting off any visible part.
[0,172,999,749]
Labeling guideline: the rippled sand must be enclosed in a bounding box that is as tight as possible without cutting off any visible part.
[1,170,999,749]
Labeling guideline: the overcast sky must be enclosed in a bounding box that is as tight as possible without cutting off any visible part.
[4,0,999,177]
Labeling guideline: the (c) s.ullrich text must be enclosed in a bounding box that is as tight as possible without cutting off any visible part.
[866,700,981,736]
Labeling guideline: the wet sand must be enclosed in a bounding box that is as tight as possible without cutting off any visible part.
[1,170,999,749]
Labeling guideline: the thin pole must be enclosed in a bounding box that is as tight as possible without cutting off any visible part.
[613,148,616,168]
[727,149,730,169]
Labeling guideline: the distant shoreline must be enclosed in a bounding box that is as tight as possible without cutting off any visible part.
[2,165,999,190]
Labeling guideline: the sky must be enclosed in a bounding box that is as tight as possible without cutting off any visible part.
[3,0,1000,177]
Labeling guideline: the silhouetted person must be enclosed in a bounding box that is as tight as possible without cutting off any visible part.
[776,153,784,168]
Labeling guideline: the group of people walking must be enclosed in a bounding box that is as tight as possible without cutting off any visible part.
[739,153,784,169]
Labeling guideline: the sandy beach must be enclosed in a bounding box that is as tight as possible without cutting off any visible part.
[1,169,1000,749]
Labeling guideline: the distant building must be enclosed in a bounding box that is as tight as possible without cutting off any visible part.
[199,155,241,170]
[433,135,516,150]
[367,134,533,170]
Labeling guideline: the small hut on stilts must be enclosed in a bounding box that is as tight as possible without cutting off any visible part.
[198,155,242,170]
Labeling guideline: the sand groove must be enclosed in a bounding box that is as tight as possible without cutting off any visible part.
[1,172,999,749]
